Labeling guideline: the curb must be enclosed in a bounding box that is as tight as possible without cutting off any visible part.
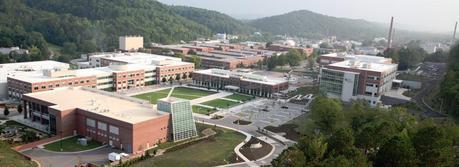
[38,145,108,154]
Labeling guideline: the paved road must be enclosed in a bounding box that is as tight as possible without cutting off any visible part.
[23,146,120,167]
[195,99,307,166]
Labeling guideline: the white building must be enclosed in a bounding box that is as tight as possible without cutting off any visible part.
[0,61,69,99]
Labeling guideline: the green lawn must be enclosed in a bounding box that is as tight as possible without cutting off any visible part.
[192,105,217,115]
[43,136,102,152]
[0,141,38,167]
[201,99,240,109]
[132,125,245,167]
[224,93,254,102]
[133,87,216,104]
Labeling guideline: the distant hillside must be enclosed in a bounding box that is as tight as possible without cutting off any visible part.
[249,10,446,41]
[171,6,254,34]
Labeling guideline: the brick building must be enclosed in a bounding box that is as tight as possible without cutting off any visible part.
[266,44,314,57]
[21,87,170,153]
[192,69,288,97]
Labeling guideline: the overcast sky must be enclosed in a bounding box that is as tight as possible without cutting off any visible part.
[158,0,459,34]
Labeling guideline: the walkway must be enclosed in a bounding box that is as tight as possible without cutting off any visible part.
[196,114,296,167]
[190,91,232,105]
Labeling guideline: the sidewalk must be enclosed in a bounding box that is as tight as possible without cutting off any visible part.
[190,91,233,105]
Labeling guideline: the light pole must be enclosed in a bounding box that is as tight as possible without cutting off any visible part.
[59,130,63,151]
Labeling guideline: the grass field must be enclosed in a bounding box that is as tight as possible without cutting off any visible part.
[133,87,216,104]
[132,124,245,167]
[201,99,240,109]
[224,93,254,102]
[43,136,102,152]
[192,106,217,115]
[0,141,38,167]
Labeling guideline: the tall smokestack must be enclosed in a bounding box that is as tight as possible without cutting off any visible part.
[452,21,458,45]
[387,17,394,49]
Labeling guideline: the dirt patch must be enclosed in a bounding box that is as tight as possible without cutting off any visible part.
[265,124,301,141]
[227,152,244,163]
[239,137,273,161]
[233,120,251,125]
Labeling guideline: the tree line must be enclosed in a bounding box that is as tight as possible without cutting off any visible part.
[439,43,459,119]
[272,97,458,167]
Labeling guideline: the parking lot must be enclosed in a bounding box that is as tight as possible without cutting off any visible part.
[226,99,308,128]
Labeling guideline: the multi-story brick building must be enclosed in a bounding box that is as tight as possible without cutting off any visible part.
[192,69,289,97]
[7,53,195,99]
[21,87,170,154]
[266,44,314,57]
[319,54,398,106]
[0,61,69,99]
[150,44,278,70]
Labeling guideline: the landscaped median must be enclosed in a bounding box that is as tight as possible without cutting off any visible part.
[43,136,103,152]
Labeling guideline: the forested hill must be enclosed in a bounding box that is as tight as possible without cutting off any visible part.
[248,10,445,41]
[171,6,254,34]
[0,0,259,56]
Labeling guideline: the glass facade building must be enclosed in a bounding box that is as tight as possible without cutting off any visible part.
[157,98,198,141]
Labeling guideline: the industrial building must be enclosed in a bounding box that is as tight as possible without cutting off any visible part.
[192,69,288,97]
[319,54,398,106]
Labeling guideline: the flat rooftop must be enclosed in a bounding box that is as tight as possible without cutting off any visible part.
[9,63,156,83]
[328,60,397,72]
[194,68,287,85]
[321,53,392,64]
[90,52,190,66]
[24,87,167,124]
[0,61,69,82]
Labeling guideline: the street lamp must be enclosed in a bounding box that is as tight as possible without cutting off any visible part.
[59,130,63,151]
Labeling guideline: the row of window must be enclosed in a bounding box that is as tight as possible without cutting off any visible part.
[86,118,119,135]
[33,80,93,90]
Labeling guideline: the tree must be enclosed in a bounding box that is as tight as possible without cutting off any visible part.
[192,55,202,69]
[307,56,315,70]
[272,146,306,167]
[277,55,288,68]
[374,135,417,167]
[17,104,23,114]
[286,49,303,67]
[267,56,277,71]
[412,126,454,166]
[327,128,354,155]
[297,135,328,164]
[3,107,9,116]
[62,42,77,55]
[310,97,343,134]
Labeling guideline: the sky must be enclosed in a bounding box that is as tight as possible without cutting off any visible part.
[158,0,459,34]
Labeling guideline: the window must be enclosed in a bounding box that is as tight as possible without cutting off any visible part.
[80,81,84,84]
[34,87,39,90]
[98,122,107,131]
[41,86,46,89]
[86,118,96,127]
[109,125,119,135]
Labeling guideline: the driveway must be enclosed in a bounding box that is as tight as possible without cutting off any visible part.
[23,146,120,167]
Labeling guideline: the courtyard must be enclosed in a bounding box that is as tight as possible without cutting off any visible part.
[132,87,216,104]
